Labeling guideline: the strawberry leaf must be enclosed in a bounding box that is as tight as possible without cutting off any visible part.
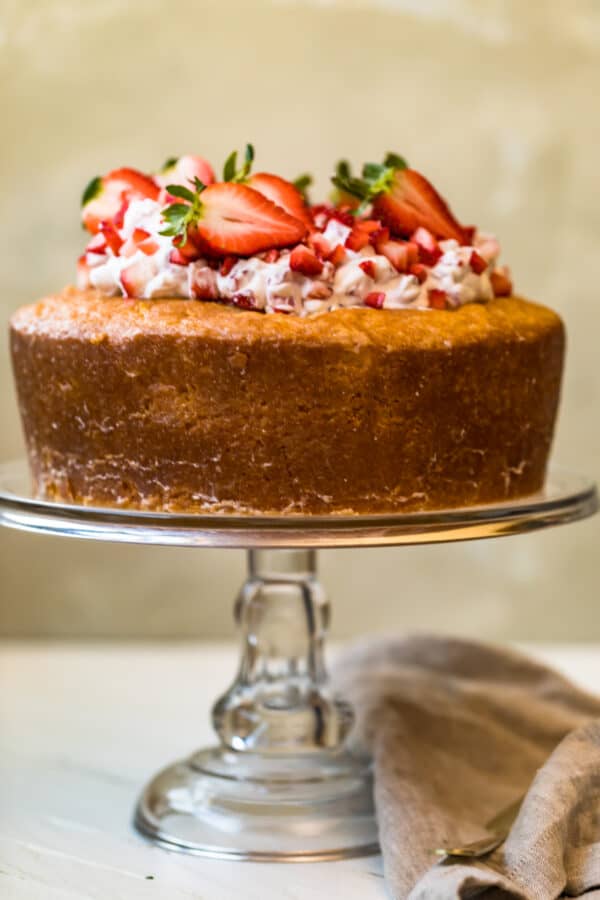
[82,176,102,207]
[223,143,255,183]
[161,156,179,172]
[165,184,196,203]
[160,180,206,244]
[293,173,313,202]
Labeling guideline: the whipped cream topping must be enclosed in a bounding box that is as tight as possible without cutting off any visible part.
[81,199,503,315]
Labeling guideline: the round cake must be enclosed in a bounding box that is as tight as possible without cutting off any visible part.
[9,148,565,514]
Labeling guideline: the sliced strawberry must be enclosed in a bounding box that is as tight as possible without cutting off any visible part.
[82,168,159,234]
[412,227,442,266]
[173,233,203,261]
[428,289,448,310]
[490,268,513,297]
[364,291,385,309]
[120,258,153,298]
[77,254,91,289]
[469,250,488,275]
[247,173,313,228]
[359,259,376,278]
[373,169,470,243]
[156,155,215,199]
[190,183,307,256]
[98,220,123,255]
[409,263,428,283]
[290,244,323,276]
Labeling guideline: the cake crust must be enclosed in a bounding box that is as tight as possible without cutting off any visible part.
[10,288,565,514]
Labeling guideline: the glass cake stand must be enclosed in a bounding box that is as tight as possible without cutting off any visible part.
[0,459,597,862]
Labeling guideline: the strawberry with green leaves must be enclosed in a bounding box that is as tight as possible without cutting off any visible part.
[81,168,159,234]
[222,144,314,227]
[331,153,472,244]
[160,177,307,257]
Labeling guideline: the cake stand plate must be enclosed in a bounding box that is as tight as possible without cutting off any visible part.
[0,459,596,862]
[0,460,596,548]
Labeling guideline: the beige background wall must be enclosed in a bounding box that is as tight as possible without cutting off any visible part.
[0,0,598,640]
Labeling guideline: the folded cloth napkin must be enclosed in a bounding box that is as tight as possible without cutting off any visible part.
[333,635,600,900]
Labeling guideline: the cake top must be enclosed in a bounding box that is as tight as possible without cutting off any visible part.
[77,147,512,316]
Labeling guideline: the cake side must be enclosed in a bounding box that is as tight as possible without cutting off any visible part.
[10,291,565,514]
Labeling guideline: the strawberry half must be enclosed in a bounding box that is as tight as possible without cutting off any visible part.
[248,173,313,228]
[156,155,215,202]
[163,182,307,257]
[373,169,470,243]
[82,168,159,234]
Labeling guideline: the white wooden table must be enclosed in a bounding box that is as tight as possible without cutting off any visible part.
[1,642,599,899]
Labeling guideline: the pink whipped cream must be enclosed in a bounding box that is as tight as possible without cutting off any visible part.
[80,199,507,315]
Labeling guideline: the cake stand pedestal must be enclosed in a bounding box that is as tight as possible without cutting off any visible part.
[0,460,596,862]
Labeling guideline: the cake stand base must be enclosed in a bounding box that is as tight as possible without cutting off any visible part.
[135,747,377,861]
[0,461,596,863]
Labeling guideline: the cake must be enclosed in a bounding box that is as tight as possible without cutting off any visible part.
[10,148,565,514]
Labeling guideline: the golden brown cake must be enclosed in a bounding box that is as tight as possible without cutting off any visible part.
[10,288,564,514]
[9,148,566,513]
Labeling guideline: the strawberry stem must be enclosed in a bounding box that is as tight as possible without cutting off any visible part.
[222,143,255,183]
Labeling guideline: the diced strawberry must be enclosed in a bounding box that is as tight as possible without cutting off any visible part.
[345,226,371,252]
[138,238,159,256]
[156,155,215,197]
[82,168,159,234]
[232,292,257,310]
[173,233,203,261]
[190,265,218,300]
[412,227,442,265]
[310,204,355,229]
[409,263,428,283]
[289,244,323,276]
[308,232,332,260]
[169,248,190,266]
[469,250,488,275]
[406,241,420,266]
[263,248,280,263]
[370,226,390,248]
[328,244,347,266]
[490,268,513,297]
[113,198,130,229]
[364,291,385,309]
[86,232,108,255]
[357,219,382,234]
[77,254,91,289]
[220,256,238,275]
[359,259,377,278]
[428,289,448,310]
[188,183,307,256]
[132,228,150,244]
[120,258,153,298]
[377,240,412,272]
[98,221,123,254]
[373,169,470,243]
[249,173,313,228]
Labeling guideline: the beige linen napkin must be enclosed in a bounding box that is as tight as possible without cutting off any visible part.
[334,635,600,900]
